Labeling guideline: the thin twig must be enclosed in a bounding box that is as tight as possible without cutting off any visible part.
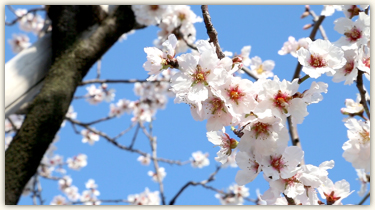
[113,123,137,140]
[72,199,130,205]
[201,5,225,59]
[6,117,18,132]
[358,192,370,205]
[241,67,259,81]
[5,6,46,26]
[283,193,296,205]
[67,118,186,165]
[309,10,328,40]
[144,121,166,205]
[129,123,140,149]
[79,79,167,86]
[169,165,221,205]
[356,71,370,120]
[70,116,115,126]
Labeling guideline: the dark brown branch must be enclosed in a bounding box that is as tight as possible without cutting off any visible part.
[201,5,225,59]
[169,166,221,205]
[72,199,130,205]
[283,193,296,205]
[79,79,166,85]
[309,10,328,40]
[358,192,370,205]
[356,71,370,120]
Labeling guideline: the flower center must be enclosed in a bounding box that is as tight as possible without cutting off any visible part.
[209,97,225,115]
[309,54,326,68]
[150,5,159,11]
[283,175,299,187]
[323,191,341,205]
[347,5,361,19]
[359,129,370,144]
[273,90,291,114]
[270,155,285,173]
[178,13,186,21]
[191,64,210,86]
[344,60,354,75]
[364,57,370,68]
[227,85,245,105]
[251,122,270,139]
[256,65,264,74]
[344,26,362,42]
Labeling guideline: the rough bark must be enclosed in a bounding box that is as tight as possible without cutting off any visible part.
[5,5,136,205]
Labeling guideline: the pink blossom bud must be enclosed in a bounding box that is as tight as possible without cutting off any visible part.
[301,11,309,19]
[303,24,313,30]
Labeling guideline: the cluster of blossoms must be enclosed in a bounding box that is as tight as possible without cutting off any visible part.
[50,178,100,205]
[132,5,202,54]
[85,83,115,105]
[128,188,160,205]
[7,7,45,53]
[215,183,249,205]
[140,4,371,204]
[108,72,175,123]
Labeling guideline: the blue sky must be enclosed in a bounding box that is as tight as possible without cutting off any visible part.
[5,5,370,205]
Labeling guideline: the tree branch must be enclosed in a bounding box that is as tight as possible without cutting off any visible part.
[358,192,370,205]
[5,6,136,205]
[201,5,225,59]
[356,71,370,120]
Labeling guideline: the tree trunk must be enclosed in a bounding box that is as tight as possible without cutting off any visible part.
[5,5,136,205]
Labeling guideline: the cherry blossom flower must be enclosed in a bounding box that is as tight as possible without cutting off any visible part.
[221,152,238,168]
[334,12,370,50]
[297,39,346,79]
[332,49,359,85]
[317,179,354,205]
[213,75,257,122]
[109,99,133,117]
[200,91,233,131]
[321,5,342,16]
[207,130,238,164]
[278,36,311,58]
[341,94,364,116]
[235,151,261,185]
[81,129,100,145]
[355,169,369,196]
[190,151,210,168]
[132,5,171,26]
[67,154,87,170]
[260,146,304,181]
[143,34,178,80]
[50,195,67,205]
[254,76,308,125]
[342,118,370,172]
[215,183,249,205]
[249,56,275,78]
[61,105,77,127]
[301,81,328,105]
[341,5,362,19]
[237,116,289,157]
[85,84,115,105]
[357,45,370,81]
[171,41,227,105]
[128,188,160,205]
[15,9,44,34]
[8,33,31,53]
[137,154,151,166]
[148,167,166,182]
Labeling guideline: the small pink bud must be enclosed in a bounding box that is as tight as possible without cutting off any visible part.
[301,11,309,19]
[303,24,313,30]
[232,56,242,64]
